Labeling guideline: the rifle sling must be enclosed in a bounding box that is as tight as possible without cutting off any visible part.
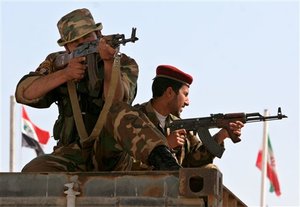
[67,81,88,140]
[67,55,121,145]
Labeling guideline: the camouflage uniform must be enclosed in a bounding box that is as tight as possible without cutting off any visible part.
[15,8,169,172]
[134,100,222,169]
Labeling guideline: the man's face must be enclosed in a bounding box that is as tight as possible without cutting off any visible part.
[169,85,190,117]
[66,32,98,52]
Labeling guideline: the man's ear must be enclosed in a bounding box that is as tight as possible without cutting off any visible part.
[165,86,175,98]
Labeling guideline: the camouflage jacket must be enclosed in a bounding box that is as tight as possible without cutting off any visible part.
[134,100,219,168]
[15,51,139,148]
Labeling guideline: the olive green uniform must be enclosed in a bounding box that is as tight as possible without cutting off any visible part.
[16,52,166,172]
[134,100,221,169]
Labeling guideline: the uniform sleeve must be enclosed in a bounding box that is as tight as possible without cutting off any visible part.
[120,54,139,104]
[15,52,62,107]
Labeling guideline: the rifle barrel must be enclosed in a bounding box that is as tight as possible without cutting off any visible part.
[246,114,287,123]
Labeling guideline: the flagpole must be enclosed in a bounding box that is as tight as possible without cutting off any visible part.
[260,109,269,207]
[9,95,16,172]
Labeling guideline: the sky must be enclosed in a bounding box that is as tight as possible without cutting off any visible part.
[1,0,299,206]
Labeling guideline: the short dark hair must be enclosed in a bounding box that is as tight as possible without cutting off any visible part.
[152,77,183,98]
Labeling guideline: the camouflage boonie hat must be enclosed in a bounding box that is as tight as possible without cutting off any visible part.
[57,8,103,46]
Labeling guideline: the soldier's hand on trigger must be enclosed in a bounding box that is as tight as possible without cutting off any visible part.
[98,38,115,62]
[167,129,187,149]
[64,56,87,82]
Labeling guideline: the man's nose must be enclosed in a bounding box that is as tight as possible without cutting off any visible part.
[185,98,190,106]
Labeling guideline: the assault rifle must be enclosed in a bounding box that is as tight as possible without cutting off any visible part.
[167,107,287,158]
[53,27,139,97]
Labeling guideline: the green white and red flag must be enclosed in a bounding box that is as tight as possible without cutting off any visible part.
[256,135,281,196]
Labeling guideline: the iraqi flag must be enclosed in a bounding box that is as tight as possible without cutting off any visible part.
[21,106,50,156]
[256,135,281,196]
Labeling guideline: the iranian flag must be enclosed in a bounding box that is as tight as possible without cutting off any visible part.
[256,135,281,196]
[21,106,50,156]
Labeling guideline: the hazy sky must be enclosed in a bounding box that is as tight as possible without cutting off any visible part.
[1,1,299,206]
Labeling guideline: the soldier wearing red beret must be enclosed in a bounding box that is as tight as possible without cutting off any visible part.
[134,65,244,170]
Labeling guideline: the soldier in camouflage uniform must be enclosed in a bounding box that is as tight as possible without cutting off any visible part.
[15,8,180,172]
[133,65,244,170]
